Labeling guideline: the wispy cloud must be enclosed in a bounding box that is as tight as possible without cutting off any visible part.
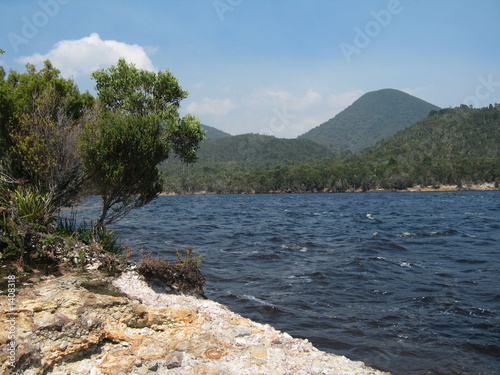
[186,97,235,116]
[17,33,156,78]
[186,88,365,138]
[244,88,323,110]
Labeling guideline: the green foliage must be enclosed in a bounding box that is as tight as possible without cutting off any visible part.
[195,134,339,165]
[80,110,169,226]
[4,61,93,125]
[55,212,93,243]
[9,187,54,227]
[0,58,207,269]
[363,105,500,160]
[0,186,56,262]
[92,58,187,117]
[94,226,124,256]
[160,133,340,194]
[176,247,203,267]
[0,61,93,210]
[299,89,440,152]
[82,59,205,229]
[55,213,123,256]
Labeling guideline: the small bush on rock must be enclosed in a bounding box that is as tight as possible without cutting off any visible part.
[0,187,55,263]
[138,249,205,296]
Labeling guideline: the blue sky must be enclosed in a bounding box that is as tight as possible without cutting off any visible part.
[1,0,500,138]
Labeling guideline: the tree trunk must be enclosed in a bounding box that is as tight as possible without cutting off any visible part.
[93,194,110,241]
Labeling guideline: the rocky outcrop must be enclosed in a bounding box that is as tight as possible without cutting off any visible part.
[1,269,390,375]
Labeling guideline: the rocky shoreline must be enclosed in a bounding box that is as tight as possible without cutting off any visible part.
[1,268,390,375]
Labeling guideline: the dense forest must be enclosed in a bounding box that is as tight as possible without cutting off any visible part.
[161,105,500,194]
[170,133,341,166]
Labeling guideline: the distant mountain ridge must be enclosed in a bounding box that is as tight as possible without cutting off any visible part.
[299,89,440,152]
[201,124,231,138]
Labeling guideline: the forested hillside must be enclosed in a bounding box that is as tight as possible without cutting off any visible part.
[363,106,500,160]
[299,89,440,152]
[193,134,339,165]
[160,133,339,192]
[163,105,500,194]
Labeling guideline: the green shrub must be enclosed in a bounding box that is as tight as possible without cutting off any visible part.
[95,226,124,256]
[54,211,80,236]
[10,187,54,227]
[0,187,56,262]
[55,213,123,256]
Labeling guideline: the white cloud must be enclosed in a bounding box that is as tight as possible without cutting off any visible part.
[186,97,235,116]
[17,33,156,78]
[246,88,323,111]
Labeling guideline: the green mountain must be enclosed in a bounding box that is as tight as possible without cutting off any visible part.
[201,124,231,138]
[162,105,500,194]
[299,88,440,152]
[196,133,338,165]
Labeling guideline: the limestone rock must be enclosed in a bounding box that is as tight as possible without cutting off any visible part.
[0,270,390,375]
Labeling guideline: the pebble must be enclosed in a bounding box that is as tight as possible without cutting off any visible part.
[251,345,268,358]
[165,351,184,369]
[201,322,212,330]
[58,341,69,351]
[234,325,253,337]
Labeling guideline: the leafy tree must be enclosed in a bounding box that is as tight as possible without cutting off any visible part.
[82,59,205,229]
[80,111,169,227]
[0,61,93,209]
[10,86,86,208]
[0,60,11,162]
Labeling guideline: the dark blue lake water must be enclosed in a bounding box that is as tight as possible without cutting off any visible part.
[73,191,500,375]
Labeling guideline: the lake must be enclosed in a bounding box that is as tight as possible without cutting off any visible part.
[73,191,500,375]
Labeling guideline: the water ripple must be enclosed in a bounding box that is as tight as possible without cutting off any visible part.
[71,191,500,375]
